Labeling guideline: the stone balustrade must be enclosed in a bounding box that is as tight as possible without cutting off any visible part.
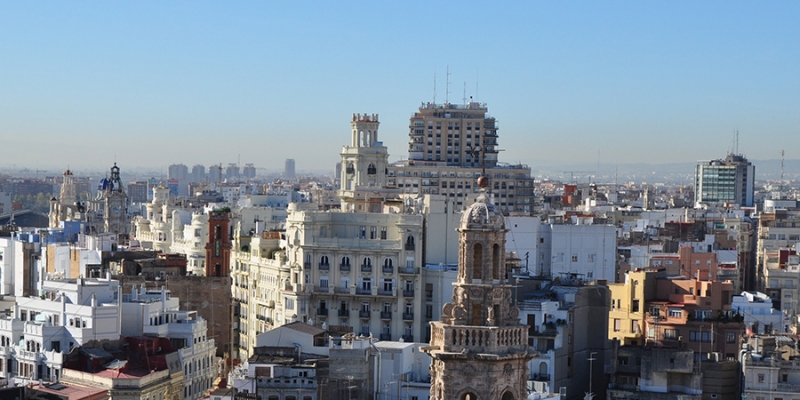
[431,324,528,354]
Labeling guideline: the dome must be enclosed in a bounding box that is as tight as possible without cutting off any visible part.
[460,192,505,230]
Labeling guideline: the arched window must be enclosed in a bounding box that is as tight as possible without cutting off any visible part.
[501,391,515,400]
[405,236,415,250]
[341,256,351,266]
[361,257,373,272]
[367,163,377,175]
[460,393,479,400]
[383,258,393,273]
[472,243,483,280]
[319,256,329,269]
[346,162,355,174]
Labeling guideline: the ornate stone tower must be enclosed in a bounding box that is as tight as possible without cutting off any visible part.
[103,163,129,239]
[338,113,390,211]
[424,180,534,400]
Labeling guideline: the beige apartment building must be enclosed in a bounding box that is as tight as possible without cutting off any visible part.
[389,102,535,215]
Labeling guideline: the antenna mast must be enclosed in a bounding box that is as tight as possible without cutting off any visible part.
[462,81,467,106]
[433,71,437,104]
[735,129,739,155]
[781,149,785,197]
[445,66,451,104]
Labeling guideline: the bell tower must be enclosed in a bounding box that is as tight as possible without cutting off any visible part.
[424,179,534,400]
[103,163,129,240]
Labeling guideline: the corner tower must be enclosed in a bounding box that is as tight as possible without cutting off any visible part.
[338,113,390,211]
[424,180,534,400]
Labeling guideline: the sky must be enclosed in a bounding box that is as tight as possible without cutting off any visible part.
[2,1,799,174]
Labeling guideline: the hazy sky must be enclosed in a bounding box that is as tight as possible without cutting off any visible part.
[2,2,799,174]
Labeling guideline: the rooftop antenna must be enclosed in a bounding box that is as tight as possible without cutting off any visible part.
[433,70,437,104]
[781,149,785,197]
[445,65,451,105]
[735,129,739,156]
[462,81,467,107]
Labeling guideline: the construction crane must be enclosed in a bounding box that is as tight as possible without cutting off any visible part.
[562,171,592,184]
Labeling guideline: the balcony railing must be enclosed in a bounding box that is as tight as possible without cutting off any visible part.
[361,265,372,273]
[430,324,529,354]
[359,310,371,319]
[319,263,329,271]
[382,266,393,273]
[405,243,415,251]
[334,286,350,294]
[356,288,372,295]
[403,312,414,321]
[403,290,414,297]
[399,267,419,275]
[340,264,351,272]
[338,309,350,317]
[532,373,550,381]
[378,288,394,296]
[380,333,392,341]
[402,335,414,342]
[317,308,328,316]
[380,311,392,319]
[303,262,311,270]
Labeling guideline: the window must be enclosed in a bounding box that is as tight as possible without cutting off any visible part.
[690,331,711,342]
[284,298,295,310]
[614,319,621,332]
[631,320,639,333]
[632,300,640,312]
[370,226,377,239]
[380,227,387,240]
[650,306,660,317]
[669,308,682,318]
[359,226,366,239]
[664,329,679,339]
[726,332,736,343]
[571,254,578,262]
[758,374,765,383]
[618,356,629,366]
[588,254,596,262]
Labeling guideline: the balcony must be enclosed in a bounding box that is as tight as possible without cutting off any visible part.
[430,324,529,354]
[359,310,371,319]
[402,335,414,342]
[399,267,419,275]
[356,288,372,295]
[380,333,392,341]
[313,285,330,294]
[405,243,415,251]
[403,290,414,297]
[382,266,393,273]
[532,373,550,382]
[303,262,311,270]
[319,263,329,271]
[338,309,350,318]
[378,288,394,296]
[317,308,328,316]
[340,264,351,272]
[361,264,372,273]
[334,286,350,294]
[380,311,392,320]
[403,312,414,321]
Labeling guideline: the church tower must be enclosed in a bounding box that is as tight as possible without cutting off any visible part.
[338,113,390,212]
[103,163,128,240]
[424,178,534,400]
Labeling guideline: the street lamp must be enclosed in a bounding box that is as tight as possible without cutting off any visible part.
[587,351,597,400]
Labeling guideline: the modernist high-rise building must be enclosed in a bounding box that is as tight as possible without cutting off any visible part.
[424,180,534,400]
[242,163,257,179]
[694,154,755,207]
[284,158,296,180]
[389,102,535,215]
[168,163,189,181]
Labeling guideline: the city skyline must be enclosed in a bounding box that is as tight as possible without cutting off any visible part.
[2,2,799,171]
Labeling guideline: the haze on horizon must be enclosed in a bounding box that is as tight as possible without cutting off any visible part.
[2,2,799,174]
